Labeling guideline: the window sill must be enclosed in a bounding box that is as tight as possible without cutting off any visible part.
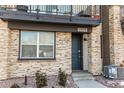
[18,58,56,60]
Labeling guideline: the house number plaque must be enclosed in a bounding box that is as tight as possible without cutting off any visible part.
[77,28,88,33]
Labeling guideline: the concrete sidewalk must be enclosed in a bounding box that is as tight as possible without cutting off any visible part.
[72,71,107,88]
[74,80,107,88]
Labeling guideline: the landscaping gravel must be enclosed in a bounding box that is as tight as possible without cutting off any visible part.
[0,75,78,88]
[95,76,124,88]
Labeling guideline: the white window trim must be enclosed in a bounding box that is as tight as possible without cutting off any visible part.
[20,31,55,59]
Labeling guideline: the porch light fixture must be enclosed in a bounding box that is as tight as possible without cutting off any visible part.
[83,38,87,41]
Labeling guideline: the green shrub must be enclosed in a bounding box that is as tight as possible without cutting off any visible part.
[10,83,20,88]
[58,68,67,87]
[35,70,47,88]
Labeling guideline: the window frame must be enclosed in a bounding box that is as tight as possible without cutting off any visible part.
[19,30,56,60]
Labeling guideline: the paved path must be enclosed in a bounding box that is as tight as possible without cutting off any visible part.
[72,71,107,88]
[74,80,107,88]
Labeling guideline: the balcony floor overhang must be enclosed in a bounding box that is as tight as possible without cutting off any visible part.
[0,10,101,26]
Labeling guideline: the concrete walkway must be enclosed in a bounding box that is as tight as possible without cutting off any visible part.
[72,71,107,88]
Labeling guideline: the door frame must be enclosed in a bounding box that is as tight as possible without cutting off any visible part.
[72,33,83,71]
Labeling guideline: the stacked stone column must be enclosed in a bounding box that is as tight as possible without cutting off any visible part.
[0,19,9,79]
[109,6,124,65]
[88,24,102,75]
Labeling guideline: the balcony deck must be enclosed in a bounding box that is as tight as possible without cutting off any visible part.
[0,5,101,26]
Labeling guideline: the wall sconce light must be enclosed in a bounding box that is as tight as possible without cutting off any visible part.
[83,38,87,41]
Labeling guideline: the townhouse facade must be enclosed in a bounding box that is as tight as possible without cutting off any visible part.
[0,5,102,80]
[0,5,123,80]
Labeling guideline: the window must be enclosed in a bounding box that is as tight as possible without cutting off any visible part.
[46,5,57,13]
[95,5,100,16]
[20,31,55,59]
[57,5,71,15]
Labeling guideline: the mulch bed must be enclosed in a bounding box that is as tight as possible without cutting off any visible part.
[0,75,78,88]
[94,75,124,88]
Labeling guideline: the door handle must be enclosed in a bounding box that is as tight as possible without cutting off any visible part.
[78,50,80,53]
[78,50,81,58]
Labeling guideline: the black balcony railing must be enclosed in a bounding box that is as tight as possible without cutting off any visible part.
[0,5,100,17]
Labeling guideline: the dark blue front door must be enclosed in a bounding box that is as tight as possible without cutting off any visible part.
[72,34,82,70]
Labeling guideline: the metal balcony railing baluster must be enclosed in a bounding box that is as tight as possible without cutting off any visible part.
[0,5,100,18]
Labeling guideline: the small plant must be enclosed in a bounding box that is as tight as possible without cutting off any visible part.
[120,60,124,67]
[10,83,20,88]
[58,68,67,87]
[35,70,47,88]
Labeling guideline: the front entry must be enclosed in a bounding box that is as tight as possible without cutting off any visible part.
[72,34,83,70]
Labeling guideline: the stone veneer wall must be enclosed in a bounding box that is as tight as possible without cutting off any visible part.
[88,24,102,75]
[0,19,103,79]
[7,30,72,78]
[0,21,72,79]
[0,19,8,79]
[109,6,124,65]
